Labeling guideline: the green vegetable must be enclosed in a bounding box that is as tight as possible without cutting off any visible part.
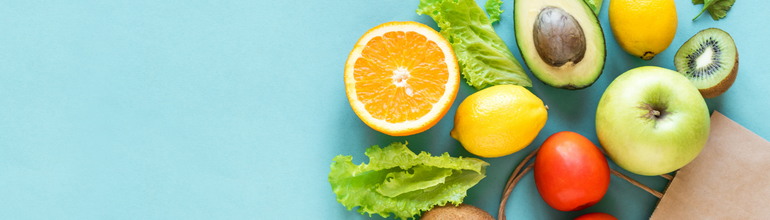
[583,0,603,15]
[692,0,736,21]
[328,142,489,219]
[417,0,532,89]
[484,0,504,23]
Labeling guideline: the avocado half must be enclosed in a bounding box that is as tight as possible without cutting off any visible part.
[514,0,606,90]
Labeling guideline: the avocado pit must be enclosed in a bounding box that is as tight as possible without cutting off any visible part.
[533,7,587,67]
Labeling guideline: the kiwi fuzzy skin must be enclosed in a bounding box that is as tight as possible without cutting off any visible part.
[700,52,738,98]
[421,204,494,220]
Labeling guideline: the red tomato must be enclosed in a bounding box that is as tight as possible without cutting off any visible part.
[574,212,618,220]
[534,131,610,211]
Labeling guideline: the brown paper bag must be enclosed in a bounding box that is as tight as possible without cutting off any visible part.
[650,111,770,219]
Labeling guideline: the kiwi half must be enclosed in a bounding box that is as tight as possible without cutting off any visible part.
[674,28,738,98]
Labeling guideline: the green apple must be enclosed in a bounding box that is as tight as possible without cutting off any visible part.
[596,66,710,176]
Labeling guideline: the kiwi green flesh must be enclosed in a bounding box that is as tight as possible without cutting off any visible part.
[674,28,738,98]
[699,52,738,98]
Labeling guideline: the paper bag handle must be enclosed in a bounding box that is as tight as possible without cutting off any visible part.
[497,148,673,220]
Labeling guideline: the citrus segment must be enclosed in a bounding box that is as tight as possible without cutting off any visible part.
[345,21,459,136]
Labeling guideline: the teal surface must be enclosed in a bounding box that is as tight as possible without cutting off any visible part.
[1,0,768,219]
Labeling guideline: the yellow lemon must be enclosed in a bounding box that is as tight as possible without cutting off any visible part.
[450,85,548,158]
[609,0,677,60]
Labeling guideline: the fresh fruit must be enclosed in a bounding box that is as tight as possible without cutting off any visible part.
[609,0,677,60]
[328,142,488,219]
[514,0,606,89]
[674,28,738,98]
[534,131,610,211]
[596,66,710,176]
[417,0,532,89]
[574,212,618,220]
[450,85,548,158]
[421,204,494,220]
[344,21,460,136]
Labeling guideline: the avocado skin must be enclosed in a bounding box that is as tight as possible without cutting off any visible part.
[513,0,606,90]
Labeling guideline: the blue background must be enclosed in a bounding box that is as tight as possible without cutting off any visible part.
[1,0,768,219]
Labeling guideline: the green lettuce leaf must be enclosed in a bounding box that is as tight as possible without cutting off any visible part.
[376,166,454,197]
[417,0,532,89]
[692,0,736,21]
[484,0,504,23]
[328,142,489,219]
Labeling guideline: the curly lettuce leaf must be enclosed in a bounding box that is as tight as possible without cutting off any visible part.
[417,0,532,89]
[692,0,736,21]
[376,166,454,197]
[328,142,489,219]
[484,0,504,23]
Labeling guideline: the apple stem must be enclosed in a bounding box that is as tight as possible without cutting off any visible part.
[545,105,549,110]
[652,110,661,117]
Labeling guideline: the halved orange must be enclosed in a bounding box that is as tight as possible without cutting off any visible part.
[344,21,460,136]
